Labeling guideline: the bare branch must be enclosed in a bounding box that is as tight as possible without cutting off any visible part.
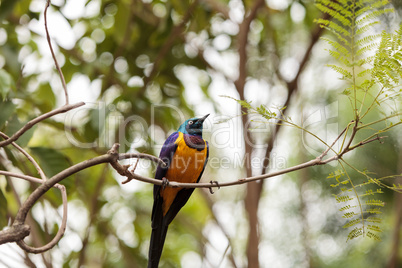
[0,171,46,185]
[0,225,31,245]
[0,102,85,148]
[347,135,387,152]
[44,0,69,104]
[0,132,47,181]
[16,185,68,254]
[318,124,349,161]
[10,146,161,229]
[233,2,266,266]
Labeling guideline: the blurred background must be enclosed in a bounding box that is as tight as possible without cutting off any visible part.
[0,0,401,267]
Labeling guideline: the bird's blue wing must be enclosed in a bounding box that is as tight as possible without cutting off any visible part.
[153,132,179,198]
[149,132,179,266]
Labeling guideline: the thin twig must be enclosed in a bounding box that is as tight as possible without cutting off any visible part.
[0,132,47,181]
[0,102,85,148]
[318,124,349,161]
[347,135,387,152]
[0,171,45,185]
[44,0,69,104]
[122,157,139,184]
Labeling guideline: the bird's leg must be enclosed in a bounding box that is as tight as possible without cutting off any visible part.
[162,177,170,190]
[209,180,220,194]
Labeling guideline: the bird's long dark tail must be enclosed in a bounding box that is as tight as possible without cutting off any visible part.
[148,224,168,268]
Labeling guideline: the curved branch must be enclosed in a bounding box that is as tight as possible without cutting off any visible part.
[0,102,85,148]
[9,144,162,250]
[0,132,47,181]
[16,185,68,253]
[44,0,69,104]
[13,154,113,227]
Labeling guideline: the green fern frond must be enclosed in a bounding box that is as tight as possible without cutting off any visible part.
[365,199,385,206]
[356,21,380,35]
[357,69,373,79]
[328,50,352,66]
[220,95,253,110]
[343,211,359,218]
[315,18,351,37]
[359,188,384,197]
[327,166,386,241]
[347,227,364,241]
[356,43,379,57]
[327,169,346,179]
[344,219,362,228]
[317,0,398,243]
[340,205,357,211]
[366,216,382,223]
[367,225,382,232]
[365,208,382,214]
[355,0,388,18]
[317,0,353,16]
[327,64,352,79]
[366,231,381,241]
[336,195,354,203]
[321,37,351,57]
[315,4,352,27]
[356,8,394,25]
[392,25,402,50]
[391,183,402,190]
[356,34,382,47]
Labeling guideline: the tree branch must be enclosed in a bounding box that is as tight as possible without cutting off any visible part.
[1,120,390,250]
[16,185,68,253]
[1,145,163,250]
[0,132,47,181]
[0,225,31,245]
[44,0,69,104]
[233,1,266,267]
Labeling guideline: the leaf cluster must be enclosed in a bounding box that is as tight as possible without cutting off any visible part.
[327,169,384,241]
[232,0,402,243]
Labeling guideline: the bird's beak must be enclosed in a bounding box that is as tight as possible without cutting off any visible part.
[199,114,210,123]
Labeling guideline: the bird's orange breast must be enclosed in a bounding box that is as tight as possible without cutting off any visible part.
[160,132,207,215]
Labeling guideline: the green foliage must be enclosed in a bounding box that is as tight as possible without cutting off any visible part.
[315,0,402,121]
[0,69,14,100]
[0,100,16,128]
[313,0,402,242]
[29,147,72,177]
[327,168,384,241]
[220,95,281,120]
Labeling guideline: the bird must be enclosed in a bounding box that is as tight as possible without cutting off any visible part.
[148,114,209,268]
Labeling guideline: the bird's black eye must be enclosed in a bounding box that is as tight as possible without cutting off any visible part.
[188,120,194,125]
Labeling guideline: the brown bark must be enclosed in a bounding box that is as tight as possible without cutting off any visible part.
[234,1,266,266]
